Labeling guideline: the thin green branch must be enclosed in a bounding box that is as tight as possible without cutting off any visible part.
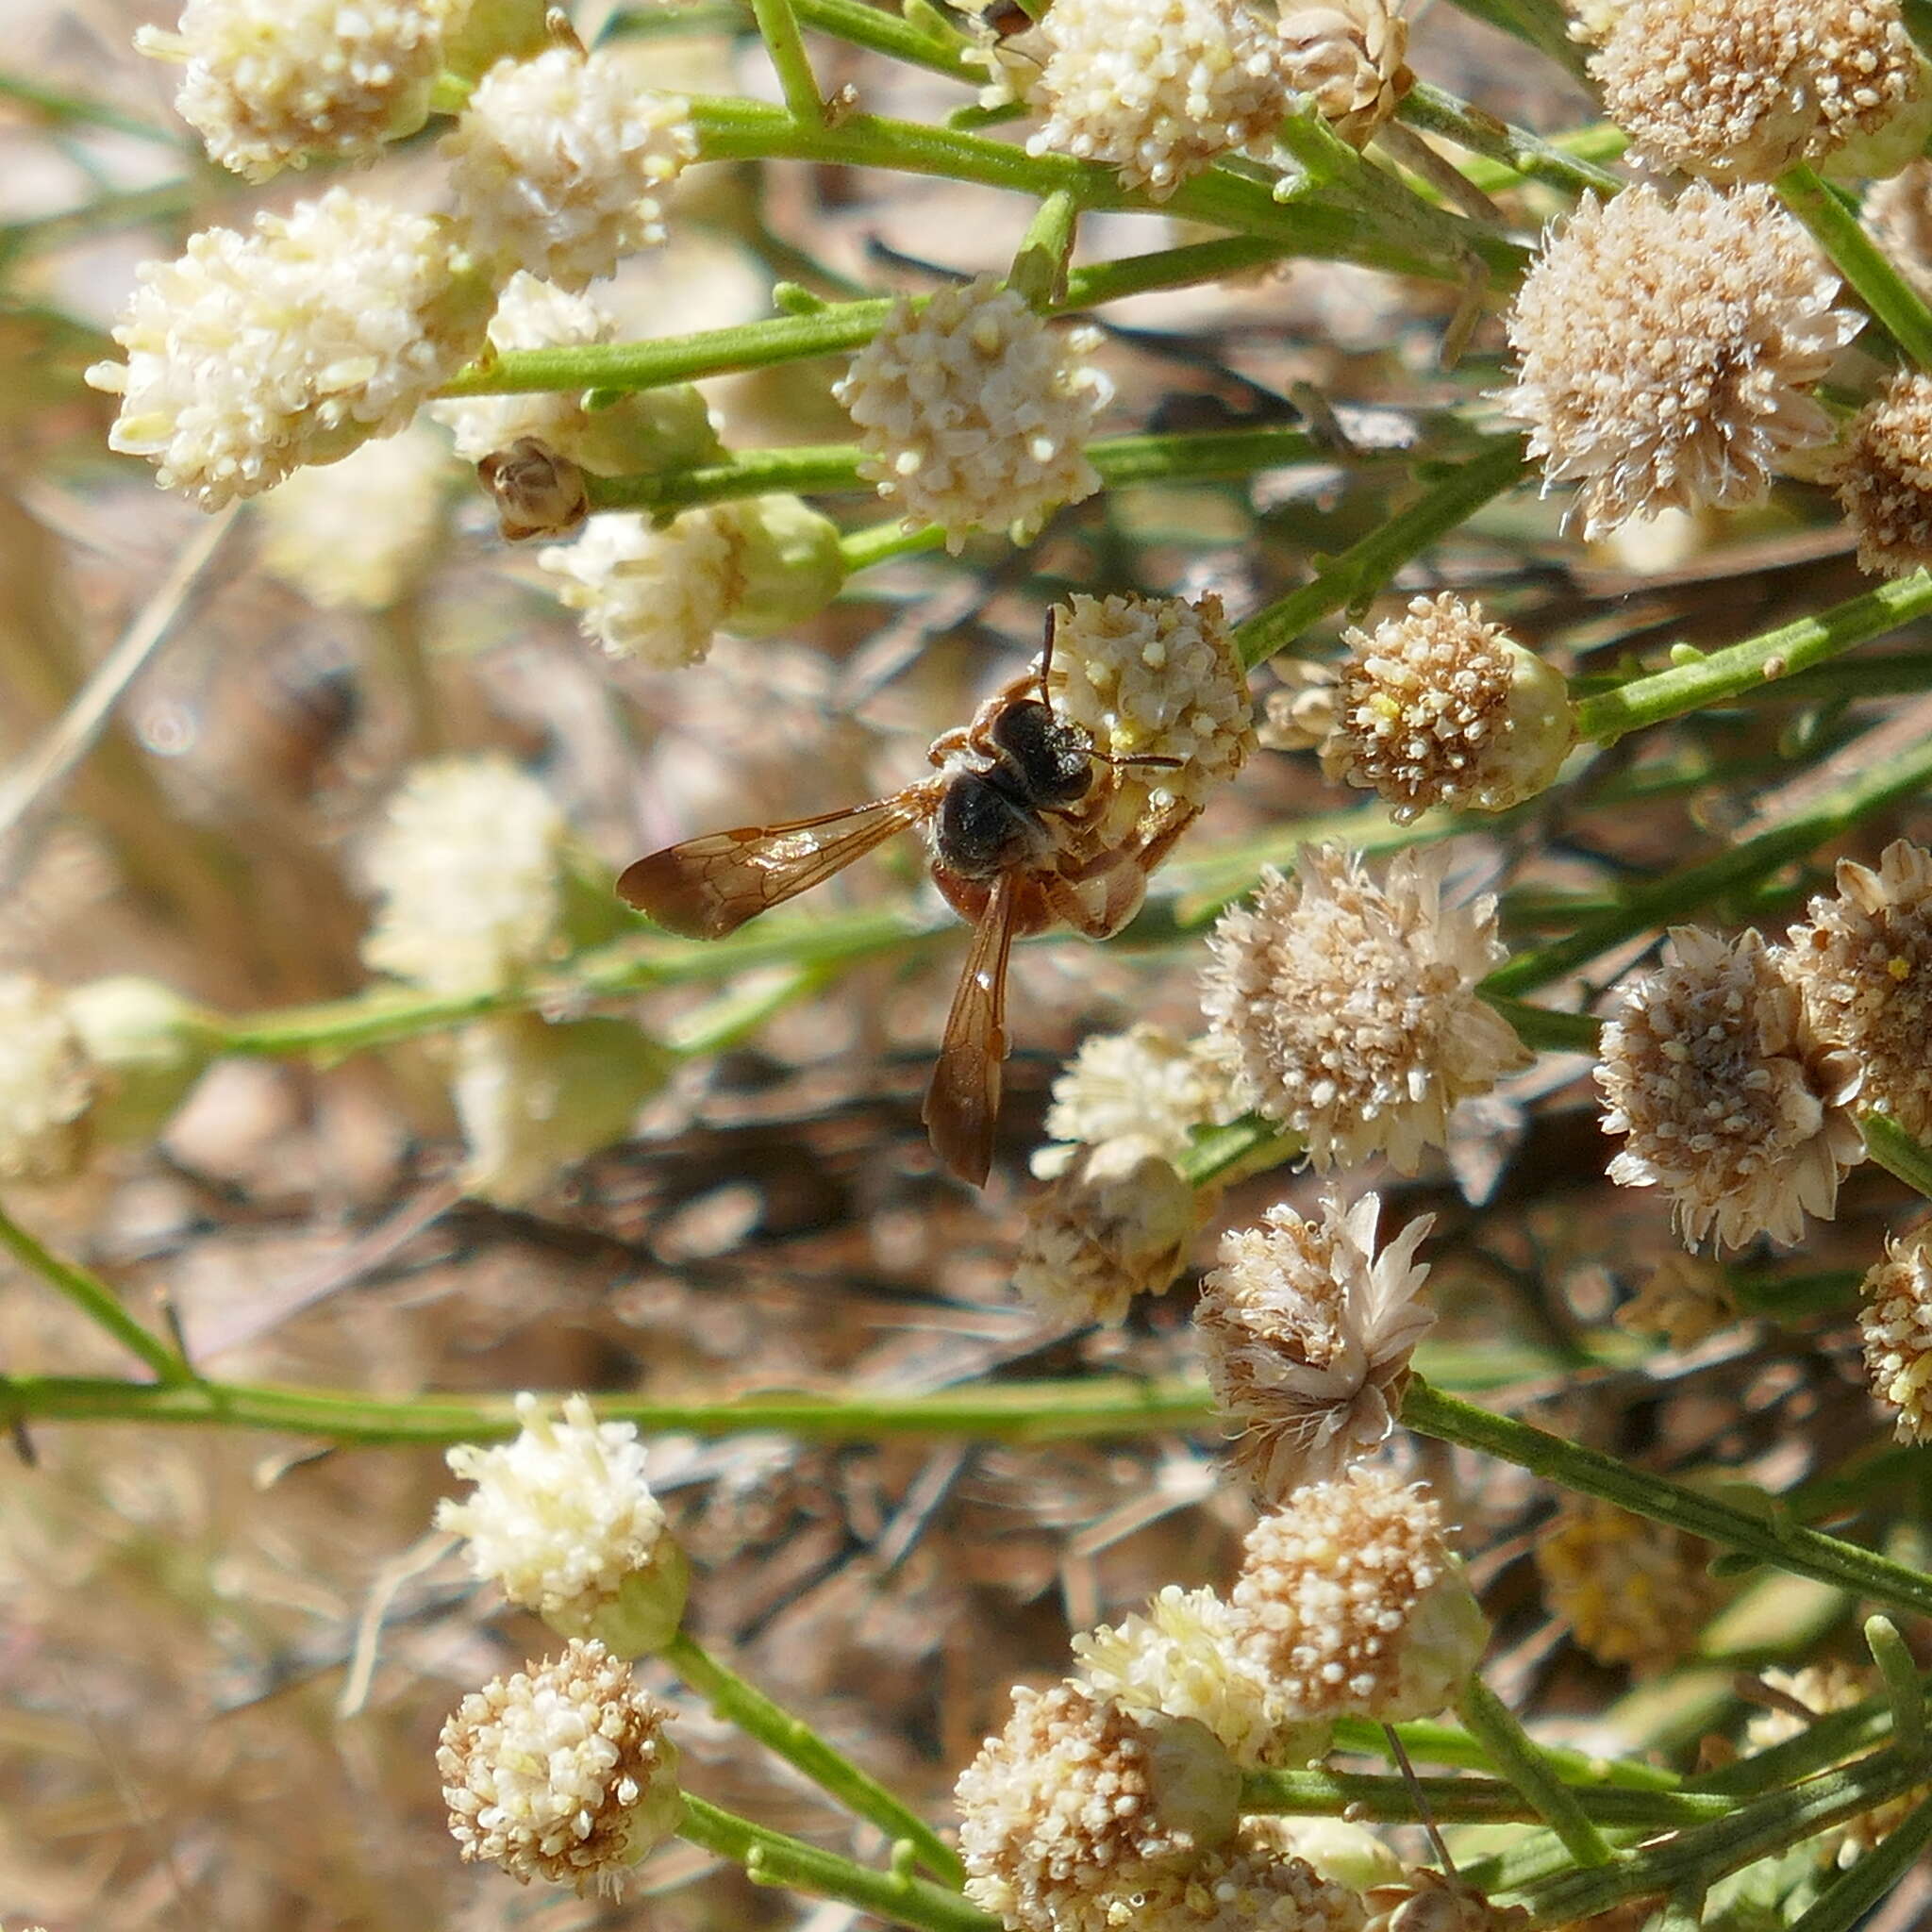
[0,1198,191,1386]
[1238,1764,1725,1828]
[1402,1378,1932,1624]
[1782,1789,1932,1932]
[1397,84,1623,196]
[1327,1714,1685,1790]
[0,69,188,145]
[1778,163,1932,371]
[1573,572,1932,744]
[750,0,824,122]
[1441,0,1592,81]
[664,1632,964,1884]
[1858,1111,1932,1200]
[677,1794,994,1932]
[1010,188,1082,307]
[1456,1678,1615,1866]
[1233,438,1533,668]
[792,0,984,82]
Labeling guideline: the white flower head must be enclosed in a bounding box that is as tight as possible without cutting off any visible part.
[1197,1191,1436,1500]
[442,46,696,290]
[1860,1224,1932,1444]
[360,756,569,994]
[1037,1024,1241,1176]
[834,275,1111,551]
[441,1391,690,1655]
[87,189,492,510]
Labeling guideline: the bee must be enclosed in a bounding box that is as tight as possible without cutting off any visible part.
[618,620,1191,1186]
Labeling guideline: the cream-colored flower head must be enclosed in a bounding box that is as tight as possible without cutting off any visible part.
[1596,926,1863,1251]
[1786,841,1932,1137]
[1589,0,1922,182]
[1027,0,1289,197]
[1859,1224,1932,1443]
[432,274,722,475]
[360,755,568,994]
[1614,1254,1739,1350]
[1072,1584,1332,1768]
[1036,1024,1240,1177]
[1197,1192,1435,1501]
[1200,844,1531,1173]
[540,494,843,667]
[1321,595,1573,824]
[1256,1817,1400,1896]
[1229,1467,1488,1723]
[258,421,451,609]
[441,1391,691,1654]
[137,0,450,179]
[1278,1,1412,149]
[1102,1836,1372,1932]
[0,974,96,1184]
[442,47,696,290]
[453,1015,673,1208]
[1047,592,1257,827]
[1533,1498,1722,1672]
[1499,185,1860,539]
[957,1681,1242,1932]
[1743,1664,1910,1866]
[87,190,491,511]
[834,276,1110,551]
[1012,1136,1204,1326]
[1834,372,1932,579]
[439,1638,684,1891]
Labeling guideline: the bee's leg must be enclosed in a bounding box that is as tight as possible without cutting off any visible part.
[1041,860,1147,940]
[926,724,973,767]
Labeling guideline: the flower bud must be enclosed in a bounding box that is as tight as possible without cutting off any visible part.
[64,977,213,1143]
[719,492,847,637]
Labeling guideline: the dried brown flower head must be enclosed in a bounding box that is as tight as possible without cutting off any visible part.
[1196,1192,1436,1500]
[1012,1137,1206,1326]
[1200,844,1531,1173]
[478,438,589,542]
[1500,184,1859,538]
[1322,594,1573,823]
[1589,0,1923,181]
[1786,841,1932,1138]
[1834,372,1932,578]
[438,1639,684,1891]
[957,1682,1242,1932]
[1278,0,1412,149]
[1614,1254,1739,1350]
[1859,1224,1932,1443]
[1534,1498,1723,1672]
[1596,926,1863,1252]
[1229,1468,1488,1722]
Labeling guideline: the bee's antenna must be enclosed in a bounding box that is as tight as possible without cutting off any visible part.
[1038,608,1058,704]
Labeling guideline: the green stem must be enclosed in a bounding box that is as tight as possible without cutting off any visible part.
[1456,1678,1615,1866]
[1233,438,1532,668]
[838,520,948,571]
[1864,1616,1927,1758]
[1402,1378,1932,1624]
[1010,188,1082,307]
[1327,1714,1684,1790]
[0,68,187,145]
[1782,1790,1932,1932]
[1442,0,1592,80]
[1489,726,1932,993]
[1482,994,1600,1054]
[1859,1111,1932,1200]
[1238,1765,1725,1829]
[1777,163,1932,370]
[750,0,824,122]
[664,1631,964,1884]
[1573,572,1932,744]
[0,1198,190,1385]
[677,1794,992,1932]
[1397,86,1624,196]
[792,0,982,83]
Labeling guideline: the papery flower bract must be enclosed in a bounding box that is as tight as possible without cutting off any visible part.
[1500,184,1859,539]
[359,755,568,994]
[1834,372,1932,579]
[835,275,1110,550]
[87,189,492,510]
[1036,1023,1240,1176]
[957,1681,1241,1932]
[442,47,696,290]
[1534,1497,1723,1672]
[1012,1136,1204,1326]
[257,421,452,608]
[1196,1192,1435,1501]
[1027,0,1289,197]
[1229,1467,1487,1723]
[1278,0,1411,149]
[1596,926,1863,1251]
[0,974,96,1183]
[1071,1584,1331,1768]
[1200,845,1530,1173]
[1859,1224,1932,1443]
[1322,595,1573,823]
[137,0,450,180]
[440,1391,691,1655]
[1785,841,1932,1138]
[1589,0,1922,182]
[438,1638,684,1890]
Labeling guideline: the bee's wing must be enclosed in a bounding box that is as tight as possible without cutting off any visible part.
[619,787,938,940]
[922,868,1021,1187]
